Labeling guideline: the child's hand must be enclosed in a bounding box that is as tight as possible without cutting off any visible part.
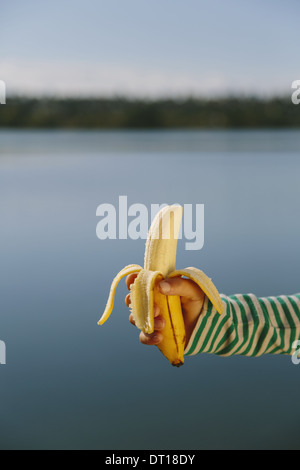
[125,274,205,347]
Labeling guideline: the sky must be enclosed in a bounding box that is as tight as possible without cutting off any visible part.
[0,0,299,98]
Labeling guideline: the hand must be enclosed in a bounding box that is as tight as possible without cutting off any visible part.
[125,274,205,347]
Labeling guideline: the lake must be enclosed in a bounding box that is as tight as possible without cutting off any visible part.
[0,129,300,449]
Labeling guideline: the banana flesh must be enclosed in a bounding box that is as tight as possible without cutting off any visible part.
[98,205,223,367]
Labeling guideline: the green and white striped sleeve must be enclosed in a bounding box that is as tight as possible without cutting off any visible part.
[184,293,300,357]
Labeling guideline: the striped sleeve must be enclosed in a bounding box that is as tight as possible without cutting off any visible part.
[184,293,300,357]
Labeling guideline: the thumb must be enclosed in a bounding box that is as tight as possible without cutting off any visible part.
[159,276,204,302]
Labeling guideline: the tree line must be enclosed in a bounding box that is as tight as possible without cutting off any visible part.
[0,96,299,128]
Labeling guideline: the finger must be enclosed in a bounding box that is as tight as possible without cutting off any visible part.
[139,331,163,345]
[153,315,165,331]
[159,277,204,302]
[126,273,138,290]
[125,293,131,307]
[129,313,136,326]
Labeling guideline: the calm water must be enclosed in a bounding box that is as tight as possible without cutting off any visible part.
[0,130,300,449]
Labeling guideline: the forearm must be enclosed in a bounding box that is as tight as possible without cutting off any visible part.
[184,293,300,357]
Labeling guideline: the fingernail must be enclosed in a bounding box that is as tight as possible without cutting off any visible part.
[160,281,170,294]
[153,304,160,317]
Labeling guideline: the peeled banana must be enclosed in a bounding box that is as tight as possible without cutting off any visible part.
[98,204,223,367]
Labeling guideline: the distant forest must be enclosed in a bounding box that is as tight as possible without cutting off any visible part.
[0,96,299,129]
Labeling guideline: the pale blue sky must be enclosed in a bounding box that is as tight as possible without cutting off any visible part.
[1,0,299,97]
